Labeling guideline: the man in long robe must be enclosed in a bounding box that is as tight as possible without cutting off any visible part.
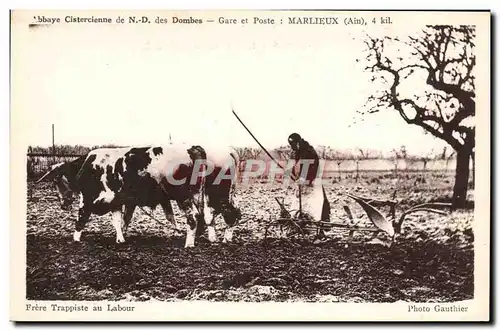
[288,133,330,238]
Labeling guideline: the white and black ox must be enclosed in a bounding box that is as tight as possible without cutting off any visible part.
[36,145,241,248]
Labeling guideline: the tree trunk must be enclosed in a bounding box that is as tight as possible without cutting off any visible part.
[355,161,360,182]
[451,148,471,210]
[471,152,475,189]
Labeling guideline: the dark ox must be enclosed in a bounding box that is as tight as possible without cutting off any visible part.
[36,144,241,248]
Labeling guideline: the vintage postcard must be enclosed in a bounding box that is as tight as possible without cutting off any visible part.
[10,9,490,322]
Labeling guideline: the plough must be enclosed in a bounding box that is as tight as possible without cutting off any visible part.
[265,194,452,244]
[231,108,452,245]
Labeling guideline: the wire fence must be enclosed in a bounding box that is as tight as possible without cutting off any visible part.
[27,151,461,185]
[27,153,85,180]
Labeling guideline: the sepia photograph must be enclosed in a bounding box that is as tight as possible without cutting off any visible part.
[10,9,490,321]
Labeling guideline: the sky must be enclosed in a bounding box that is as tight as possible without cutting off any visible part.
[12,10,459,156]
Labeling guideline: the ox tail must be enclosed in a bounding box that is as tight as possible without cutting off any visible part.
[229,149,241,187]
[187,145,208,237]
[227,148,242,225]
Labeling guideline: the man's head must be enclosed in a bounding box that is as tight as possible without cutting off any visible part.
[288,133,301,151]
[36,162,75,210]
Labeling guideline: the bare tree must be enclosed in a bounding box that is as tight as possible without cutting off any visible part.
[324,146,337,160]
[406,155,421,173]
[232,147,265,181]
[446,151,456,174]
[357,148,370,159]
[360,25,475,209]
[390,151,399,175]
[354,148,372,181]
[332,150,350,180]
[316,145,327,160]
[390,145,408,175]
[400,145,408,160]
[440,146,449,160]
[275,145,293,161]
[364,148,382,159]
[420,150,434,172]
[233,147,248,176]
[438,146,456,175]
[233,147,246,160]
[246,147,263,160]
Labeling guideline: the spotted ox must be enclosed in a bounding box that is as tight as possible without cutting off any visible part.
[195,146,242,243]
[36,145,207,248]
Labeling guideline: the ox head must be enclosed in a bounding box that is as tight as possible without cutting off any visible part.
[36,162,75,210]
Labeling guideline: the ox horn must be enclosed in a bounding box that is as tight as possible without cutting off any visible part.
[35,162,65,184]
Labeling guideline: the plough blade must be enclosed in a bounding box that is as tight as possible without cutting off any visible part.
[403,208,448,217]
[405,202,452,214]
[315,221,380,232]
[347,194,395,237]
[347,195,398,207]
[397,206,450,228]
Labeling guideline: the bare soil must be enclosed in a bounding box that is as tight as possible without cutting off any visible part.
[26,171,474,302]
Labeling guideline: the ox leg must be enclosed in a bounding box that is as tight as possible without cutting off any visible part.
[205,208,218,243]
[74,194,90,242]
[199,193,217,242]
[177,199,198,248]
[123,204,136,235]
[221,200,242,244]
[111,209,126,243]
[160,200,180,232]
[223,227,234,243]
[207,215,218,243]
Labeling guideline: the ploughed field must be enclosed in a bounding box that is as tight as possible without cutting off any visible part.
[26,171,474,303]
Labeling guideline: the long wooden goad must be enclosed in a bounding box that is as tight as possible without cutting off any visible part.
[231,108,298,181]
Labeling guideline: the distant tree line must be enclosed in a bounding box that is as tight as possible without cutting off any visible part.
[28,144,457,165]
[232,145,456,163]
[27,144,124,155]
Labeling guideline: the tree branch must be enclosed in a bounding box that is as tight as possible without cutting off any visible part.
[362,26,476,152]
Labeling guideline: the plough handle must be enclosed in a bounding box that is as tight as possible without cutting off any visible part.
[298,184,302,218]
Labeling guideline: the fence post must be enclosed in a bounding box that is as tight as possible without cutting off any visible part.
[52,124,55,155]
